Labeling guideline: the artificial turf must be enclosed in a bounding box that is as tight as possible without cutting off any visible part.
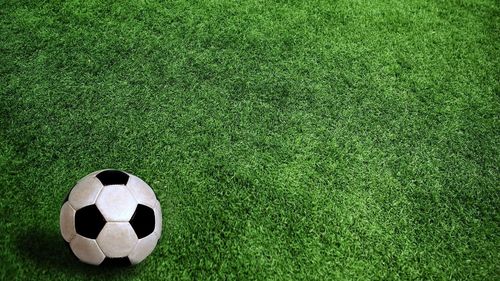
[0,0,499,280]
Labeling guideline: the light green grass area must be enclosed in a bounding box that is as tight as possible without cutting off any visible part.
[1,0,499,280]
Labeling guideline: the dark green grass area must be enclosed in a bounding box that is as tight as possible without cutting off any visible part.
[1,0,499,280]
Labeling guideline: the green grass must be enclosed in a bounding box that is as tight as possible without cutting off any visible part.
[1,0,499,280]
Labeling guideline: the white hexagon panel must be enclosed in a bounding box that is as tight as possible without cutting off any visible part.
[128,233,158,265]
[68,175,103,210]
[125,174,157,208]
[70,235,105,265]
[96,185,138,222]
[60,169,162,266]
[60,202,76,242]
[153,200,163,239]
[97,222,138,258]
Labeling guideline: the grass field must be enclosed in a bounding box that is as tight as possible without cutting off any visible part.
[1,0,499,280]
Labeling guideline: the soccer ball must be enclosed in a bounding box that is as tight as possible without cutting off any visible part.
[59,169,162,266]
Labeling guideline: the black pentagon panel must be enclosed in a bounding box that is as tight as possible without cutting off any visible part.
[130,204,155,239]
[100,257,131,267]
[96,170,129,186]
[75,205,106,239]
